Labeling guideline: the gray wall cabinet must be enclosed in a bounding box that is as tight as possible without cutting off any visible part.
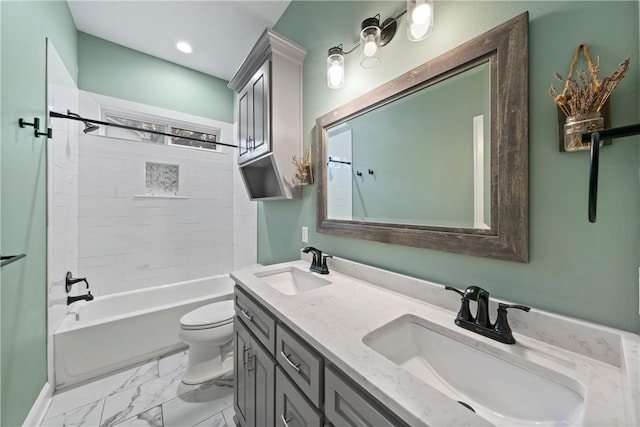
[229,28,307,200]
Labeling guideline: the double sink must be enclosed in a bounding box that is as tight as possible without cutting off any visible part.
[252,265,585,426]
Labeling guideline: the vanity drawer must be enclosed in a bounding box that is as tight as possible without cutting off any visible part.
[276,367,323,427]
[276,323,323,407]
[235,285,276,355]
[325,365,407,427]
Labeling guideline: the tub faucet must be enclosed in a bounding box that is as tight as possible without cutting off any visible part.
[302,246,332,274]
[67,292,94,306]
[445,285,530,344]
[66,271,89,293]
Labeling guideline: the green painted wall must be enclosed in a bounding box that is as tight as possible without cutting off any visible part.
[346,64,489,225]
[78,32,234,123]
[0,1,78,425]
[268,1,640,333]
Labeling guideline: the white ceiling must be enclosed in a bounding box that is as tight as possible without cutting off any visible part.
[67,0,292,82]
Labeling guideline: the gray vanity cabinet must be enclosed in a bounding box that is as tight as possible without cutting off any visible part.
[234,284,407,427]
[234,316,275,427]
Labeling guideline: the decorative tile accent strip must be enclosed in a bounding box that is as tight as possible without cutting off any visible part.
[145,162,179,196]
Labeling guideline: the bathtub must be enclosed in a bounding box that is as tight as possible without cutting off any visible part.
[54,274,234,389]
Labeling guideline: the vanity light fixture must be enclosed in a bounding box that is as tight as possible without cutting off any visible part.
[407,0,434,41]
[176,41,193,53]
[326,3,434,89]
[360,15,382,68]
[327,45,345,89]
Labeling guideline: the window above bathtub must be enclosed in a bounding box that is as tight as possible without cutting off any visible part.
[101,108,221,153]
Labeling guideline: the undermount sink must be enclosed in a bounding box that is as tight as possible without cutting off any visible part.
[363,315,585,426]
[254,266,332,295]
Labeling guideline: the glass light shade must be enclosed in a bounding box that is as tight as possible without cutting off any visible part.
[360,17,381,68]
[407,0,434,41]
[327,47,345,89]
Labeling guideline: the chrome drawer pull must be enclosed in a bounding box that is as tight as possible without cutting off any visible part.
[280,414,292,427]
[241,309,254,321]
[280,350,301,372]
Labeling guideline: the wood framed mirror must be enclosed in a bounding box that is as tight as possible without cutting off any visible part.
[315,12,529,262]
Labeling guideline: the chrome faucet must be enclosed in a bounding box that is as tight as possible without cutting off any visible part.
[67,292,94,305]
[445,285,530,344]
[302,246,332,274]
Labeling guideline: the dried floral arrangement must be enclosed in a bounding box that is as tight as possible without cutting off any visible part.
[549,44,631,117]
[292,145,312,184]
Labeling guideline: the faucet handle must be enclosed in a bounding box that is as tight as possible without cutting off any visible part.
[444,286,464,297]
[318,254,332,275]
[493,303,530,340]
[444,286,473,322]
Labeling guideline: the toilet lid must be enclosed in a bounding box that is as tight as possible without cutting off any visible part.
[180,300,234,330]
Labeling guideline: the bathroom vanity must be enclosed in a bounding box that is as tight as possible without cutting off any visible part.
[230,257,639,426]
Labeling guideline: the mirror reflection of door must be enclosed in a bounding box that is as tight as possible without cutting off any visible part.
[327,125,353,220]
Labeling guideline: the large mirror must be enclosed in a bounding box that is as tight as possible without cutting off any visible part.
[316,13,529,262]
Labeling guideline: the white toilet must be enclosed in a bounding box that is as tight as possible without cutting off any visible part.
[178,300,235,385]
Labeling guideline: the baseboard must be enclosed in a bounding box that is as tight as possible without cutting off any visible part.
[22,382,52,427]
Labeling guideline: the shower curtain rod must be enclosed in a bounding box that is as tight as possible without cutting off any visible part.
[49,111,238,148]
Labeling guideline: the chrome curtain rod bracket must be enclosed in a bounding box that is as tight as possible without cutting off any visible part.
[49,111,238,149]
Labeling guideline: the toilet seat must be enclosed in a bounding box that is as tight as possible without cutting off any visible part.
[180,300,234,330]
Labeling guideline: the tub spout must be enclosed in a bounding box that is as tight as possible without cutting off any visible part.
[67,291,94,305]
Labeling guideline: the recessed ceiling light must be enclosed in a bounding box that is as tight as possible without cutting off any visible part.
[176,41,192,53]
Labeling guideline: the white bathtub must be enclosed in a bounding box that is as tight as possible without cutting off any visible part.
[54,274,234,389]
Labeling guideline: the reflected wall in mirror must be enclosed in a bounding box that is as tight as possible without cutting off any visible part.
[316,12,529,262]
[326,62,491,229]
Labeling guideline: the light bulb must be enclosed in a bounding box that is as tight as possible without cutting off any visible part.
[410,23,430,40]
[412,3,431,25]
[407,0,434,41]
[327,47,344,89]
[363,34,378,57]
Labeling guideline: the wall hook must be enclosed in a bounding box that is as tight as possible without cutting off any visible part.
[368,169,375,175]
[19,117,39,129]
[35,127,52,138]
[18,117,52,138]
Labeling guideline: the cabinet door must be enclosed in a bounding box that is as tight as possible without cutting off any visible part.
[252,333,276,427]
[250,60,270,157]
[275,367,322,427]
[238,88,251,161]
[234,317,252,427]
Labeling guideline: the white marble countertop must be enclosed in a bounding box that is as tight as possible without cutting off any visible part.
[230,257,639,427]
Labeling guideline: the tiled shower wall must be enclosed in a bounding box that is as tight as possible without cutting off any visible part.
[76,92,254,297]
[77,136,233,296]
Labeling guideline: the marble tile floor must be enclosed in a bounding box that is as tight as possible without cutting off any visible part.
[40,350,235,427]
